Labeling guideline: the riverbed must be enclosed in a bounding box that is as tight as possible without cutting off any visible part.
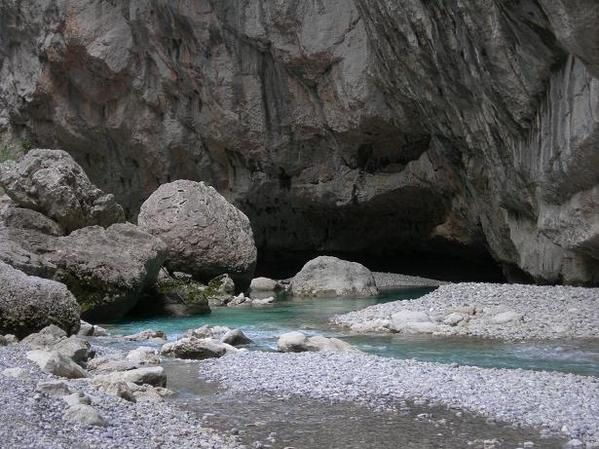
[106,289,599,376]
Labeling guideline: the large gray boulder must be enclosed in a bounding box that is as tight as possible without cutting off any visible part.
[138,180,257,289]
[291,256,379,297]
[49,223,167,321]
[0,223,167,321]
[0,261,80,338]
[0,149,125,233]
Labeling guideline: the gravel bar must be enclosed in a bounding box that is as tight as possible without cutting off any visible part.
[0,345,241,449]
[335,282,599,340]
[373,272,445,289]
[200,351,599,445]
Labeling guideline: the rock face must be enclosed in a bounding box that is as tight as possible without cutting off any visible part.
[138,180,257,288]
[0,261,80,338]
[0,150,124,233]
[0,2,598,284]
[291,256,379,297]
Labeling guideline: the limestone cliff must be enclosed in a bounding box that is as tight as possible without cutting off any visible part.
[1,0,597,284]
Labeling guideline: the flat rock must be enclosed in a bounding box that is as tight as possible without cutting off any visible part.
[21,325,68,348]
[92,366,166,387]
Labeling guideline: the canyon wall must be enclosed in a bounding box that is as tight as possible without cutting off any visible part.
[1,0,597,284]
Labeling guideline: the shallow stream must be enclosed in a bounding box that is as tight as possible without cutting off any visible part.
[101,288,598,448]
[107,288,599,376]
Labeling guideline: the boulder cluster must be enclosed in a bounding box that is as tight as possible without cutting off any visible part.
[0,150,258,337]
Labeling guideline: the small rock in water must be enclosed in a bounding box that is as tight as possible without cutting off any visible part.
[124,329,167,341]
[221,329,252,346]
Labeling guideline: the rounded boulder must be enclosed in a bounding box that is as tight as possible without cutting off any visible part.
[138,180,257,289]
[291,256,379,297]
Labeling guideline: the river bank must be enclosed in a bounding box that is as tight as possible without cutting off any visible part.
[200,351,599,447]
[335,282,599,340]
[0,343,242,449]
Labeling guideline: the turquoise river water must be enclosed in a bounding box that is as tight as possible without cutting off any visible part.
[106,288,599,376]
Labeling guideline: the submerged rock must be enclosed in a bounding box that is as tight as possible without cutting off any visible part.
[138,180,257,289]
[291,256,379,297]
[0,262,80,338]
[0,149,124,233]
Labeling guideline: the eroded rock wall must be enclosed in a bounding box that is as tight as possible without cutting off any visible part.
[0,0,597,284]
